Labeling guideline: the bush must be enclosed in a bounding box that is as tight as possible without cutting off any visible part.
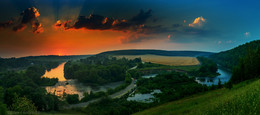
[0,103,7,115]
[66,94,79,104]
[11,96,37,114]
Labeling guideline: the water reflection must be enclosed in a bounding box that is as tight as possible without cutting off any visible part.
[43,62,123,99]
[42,62,66,81]
[142,74,158,78]
[195,69,232,86]
[127,89,161,103]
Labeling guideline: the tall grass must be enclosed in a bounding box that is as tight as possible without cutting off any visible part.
[135,79,260,115]
[205,80,260,115]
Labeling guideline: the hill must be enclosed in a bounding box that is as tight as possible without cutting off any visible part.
[210,40,260,70]
[135,79,260,115]
[0,55,91,72]
[100,49,214,57]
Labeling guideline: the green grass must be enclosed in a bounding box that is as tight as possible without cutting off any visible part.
[135,79,260,115]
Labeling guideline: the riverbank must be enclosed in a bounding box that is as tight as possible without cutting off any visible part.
[195,69,232,86]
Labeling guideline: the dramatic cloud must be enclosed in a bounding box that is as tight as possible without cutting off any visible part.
[55,9,152,32]
[189,16,206,27]
[0,21,13,30]
[9,7,44,33]
[32,21,44,34]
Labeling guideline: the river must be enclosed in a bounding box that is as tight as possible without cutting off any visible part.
[195,69,232,86]
[42,62,124,99]
[130,68,232,102]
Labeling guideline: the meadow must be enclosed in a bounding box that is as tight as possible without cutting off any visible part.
[135,79,260,115]
[115,55,200,66]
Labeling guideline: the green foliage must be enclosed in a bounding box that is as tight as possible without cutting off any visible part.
[0,56,63,72]
[218,79,222,88]
[125,72,132,84]
[24,65,58,86]
[0,87,7,115]
[80,72,209,115]
[82,97,151,115]
[189,57,218,77]
[135,79,260,115]
[40,77,58,86]
[210,40,260,70]
[230,47,260,84]
[0,69,61,111]
[66,94,79,104]
[64,55,140,85]
[11,96,37,113]
[4,85,22,107]
[128,69,141,79]
[81,81,131,102]
[205,79,260,115]
[0,103,7,115]
[137,72,208,103]
[26,65,46,85]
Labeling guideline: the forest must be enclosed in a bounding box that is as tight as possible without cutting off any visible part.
[210,40,260,70]
[230,47,260,84]
[71,72,221,114]
[64,55,141,85]
[0,65,60,114]
[189,57,218,77]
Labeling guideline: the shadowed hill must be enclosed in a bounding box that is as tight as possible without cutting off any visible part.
[210,40,260,70]
[99,49,214,57]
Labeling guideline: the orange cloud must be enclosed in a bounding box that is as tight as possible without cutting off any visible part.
[189,16,206,27]
[54,20,72,30]
[32,22,44,33]
[11,7,44,34]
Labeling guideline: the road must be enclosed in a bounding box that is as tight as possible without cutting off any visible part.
[64,79,136,109]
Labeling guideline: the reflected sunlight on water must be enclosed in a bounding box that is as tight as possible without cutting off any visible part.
[42,62,123,99]
[42,62,66,81]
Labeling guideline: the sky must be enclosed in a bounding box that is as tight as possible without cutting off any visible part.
[0,0,260,57]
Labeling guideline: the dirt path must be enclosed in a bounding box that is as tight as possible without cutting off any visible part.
[64,79,136,109]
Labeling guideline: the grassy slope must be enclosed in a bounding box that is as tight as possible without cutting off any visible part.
[135,79,260,115]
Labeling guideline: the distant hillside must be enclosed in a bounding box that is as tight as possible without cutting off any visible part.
[100,49,214,57]
[0,55,91,72]
[21,55,91,62]
[210,40,260,70]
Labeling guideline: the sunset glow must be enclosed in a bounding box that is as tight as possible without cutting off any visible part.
[0,0,259,57]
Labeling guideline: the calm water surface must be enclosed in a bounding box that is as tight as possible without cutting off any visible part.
[42,62,123,99]
[195,69,232,86]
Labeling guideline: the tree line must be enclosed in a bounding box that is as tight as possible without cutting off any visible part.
[0,65,60,114]
[230,47,260,84]
[64,55,141,85]
[210,40,260,70]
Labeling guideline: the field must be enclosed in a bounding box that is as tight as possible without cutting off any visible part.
[135,79,260,115]
[115,55,200,66]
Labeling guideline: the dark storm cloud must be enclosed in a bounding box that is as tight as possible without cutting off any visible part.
[55,9,153,32]
[0,7,44,33]
[0,21,13,29]
[13,7,44,33]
